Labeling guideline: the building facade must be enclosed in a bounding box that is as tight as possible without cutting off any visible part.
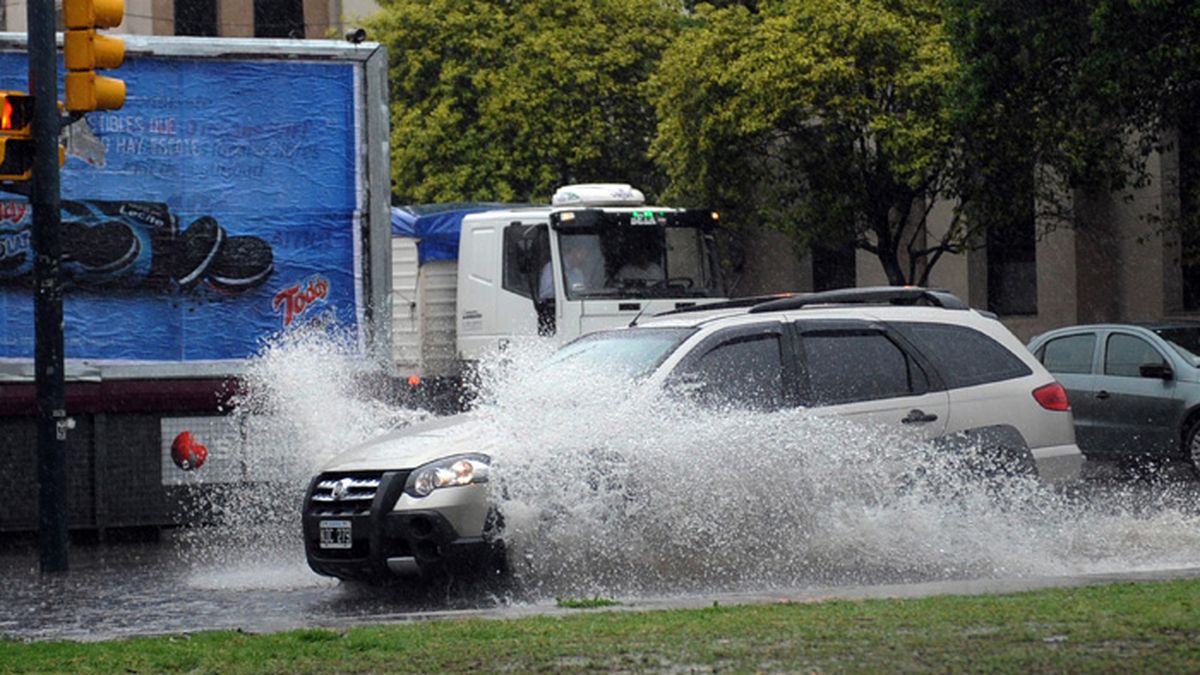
[737,141,1193,344]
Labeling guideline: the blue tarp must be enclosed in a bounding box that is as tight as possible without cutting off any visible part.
[391,204,515,264]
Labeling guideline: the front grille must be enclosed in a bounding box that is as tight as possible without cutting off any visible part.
[308,472,383,516]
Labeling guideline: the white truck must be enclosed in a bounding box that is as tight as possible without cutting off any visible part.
[388,183,729,409]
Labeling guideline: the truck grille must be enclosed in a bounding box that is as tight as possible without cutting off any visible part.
[308,473,383,516]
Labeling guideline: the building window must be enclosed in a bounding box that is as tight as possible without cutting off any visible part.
[254,0,304,38]
[986,189,1038,316]
[175,0,217,36]
[1180,115,1200,310]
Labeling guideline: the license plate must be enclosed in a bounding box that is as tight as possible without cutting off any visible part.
[318,519,352,549]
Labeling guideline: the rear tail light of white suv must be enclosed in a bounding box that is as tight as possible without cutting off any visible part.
[1033,382,1070,411]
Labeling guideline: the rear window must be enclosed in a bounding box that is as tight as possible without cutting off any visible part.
[893,322,1032,388]
[1039,334,1096,374]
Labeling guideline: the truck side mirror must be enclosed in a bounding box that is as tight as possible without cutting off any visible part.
[535,298,556,336]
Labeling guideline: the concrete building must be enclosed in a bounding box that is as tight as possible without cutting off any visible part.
[737,139,1196,344]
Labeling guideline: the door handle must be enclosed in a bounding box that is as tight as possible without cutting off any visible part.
[1096,390,1110,400]
[902,409,939,424]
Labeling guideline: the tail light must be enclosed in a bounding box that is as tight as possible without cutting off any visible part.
[1033,382,1070,411]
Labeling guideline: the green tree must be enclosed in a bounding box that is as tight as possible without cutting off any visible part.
[945,0,1200,239]
[650,0,961,286]
[366,0,682,204]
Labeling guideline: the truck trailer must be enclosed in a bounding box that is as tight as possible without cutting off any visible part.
[0,33,390,533]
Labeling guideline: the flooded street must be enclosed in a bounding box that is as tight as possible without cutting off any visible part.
[3,333,1199,642]
[0,530,502,642]
[0,467,1196,643]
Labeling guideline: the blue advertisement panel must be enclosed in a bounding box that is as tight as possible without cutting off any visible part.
[0,50,363,365]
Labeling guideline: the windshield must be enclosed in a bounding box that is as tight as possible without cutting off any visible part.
[1152,326,1200,365]
[554,212,725,301]
[545,327,695,379]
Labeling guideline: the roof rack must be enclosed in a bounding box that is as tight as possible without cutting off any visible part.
[653,292,802,318]
[747,286,969,313]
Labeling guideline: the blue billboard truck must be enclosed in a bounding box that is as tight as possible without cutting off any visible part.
[0,34,392,534]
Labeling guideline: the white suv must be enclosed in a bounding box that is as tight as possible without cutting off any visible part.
[303,287,1083,583]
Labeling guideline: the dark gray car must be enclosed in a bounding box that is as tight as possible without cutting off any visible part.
[1028,322,1200,473]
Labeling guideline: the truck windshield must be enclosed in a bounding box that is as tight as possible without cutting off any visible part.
[555,217,724,301]
[545,327,695,378]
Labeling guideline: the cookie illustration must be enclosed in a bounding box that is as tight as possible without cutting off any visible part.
[175,216,225,289]
[205,236,274,293]
[63,220,142,275]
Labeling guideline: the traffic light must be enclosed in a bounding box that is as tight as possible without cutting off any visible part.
[0,91,34,181]
[63,0,126,112]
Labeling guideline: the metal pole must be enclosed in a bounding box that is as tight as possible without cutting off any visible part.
[28,0,68,573]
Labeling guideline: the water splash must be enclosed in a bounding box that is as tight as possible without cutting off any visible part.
[190,329,1200,600]
[478,339,1200,597]
[176,324,431,577]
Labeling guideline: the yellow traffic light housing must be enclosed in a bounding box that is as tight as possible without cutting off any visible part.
[65,70,125,112]
[63,0,126,112]
[1,92,33,132]
[0,91,35,181]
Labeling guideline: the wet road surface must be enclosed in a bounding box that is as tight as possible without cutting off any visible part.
[1,466,1198,643]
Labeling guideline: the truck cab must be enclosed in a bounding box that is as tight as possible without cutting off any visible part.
[454,184,727,360]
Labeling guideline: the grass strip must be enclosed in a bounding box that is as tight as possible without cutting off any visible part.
[1,578,1197,673]
[556,596,622,609]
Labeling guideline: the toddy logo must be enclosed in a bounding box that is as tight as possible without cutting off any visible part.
[273,275,329,328]
[0,202,28,224]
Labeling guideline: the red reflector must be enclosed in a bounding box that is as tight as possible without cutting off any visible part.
[1033,382,1070,411]
[407,375,421,387]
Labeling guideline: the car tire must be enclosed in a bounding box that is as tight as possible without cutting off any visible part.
[1185,421,1200,477]
[936,426,1037,479]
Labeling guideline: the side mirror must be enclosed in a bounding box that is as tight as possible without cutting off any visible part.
[1139,363,1174,380]
[665,372,707,397]
[535,298,556,337]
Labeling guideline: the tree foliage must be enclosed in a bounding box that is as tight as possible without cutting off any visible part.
[366,0,1200,285]
[945,0,1200,236]
[650,0,960,285]
[366,0,681,204]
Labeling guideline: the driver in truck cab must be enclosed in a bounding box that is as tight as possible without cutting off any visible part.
[538,238,606,300]
[615,245,665,285]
